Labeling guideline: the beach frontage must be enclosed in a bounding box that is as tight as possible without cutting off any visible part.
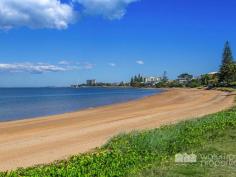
[0,88,234,171]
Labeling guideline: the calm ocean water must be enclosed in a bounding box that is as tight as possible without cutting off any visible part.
[0,87,162,121]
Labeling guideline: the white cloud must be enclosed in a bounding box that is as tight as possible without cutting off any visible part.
[73,0,139,20]
[0,0,76,30]
[0,63,67,73]
[82,62,94,69]
[0,0,140,30]
[58,60,70,65]
[136,60,144,65]
[69,61,95,69]
[108,62,116,67]
[0,61,95,73]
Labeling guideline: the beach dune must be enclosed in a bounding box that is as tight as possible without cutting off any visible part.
[0,89,234,171]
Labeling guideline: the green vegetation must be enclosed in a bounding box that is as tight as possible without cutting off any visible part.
[1,106,236,177]
[133,129,236,177]
[214,87,236,93]
[131,41,236,89]
[162,71,168,83]
[181,41,236,88]
[130,74,145,87]
[219,41,236,86]
[178,73,194,81]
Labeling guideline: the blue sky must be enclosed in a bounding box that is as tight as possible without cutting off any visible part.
[0,0,236,87]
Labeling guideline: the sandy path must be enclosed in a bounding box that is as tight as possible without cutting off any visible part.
[0,89,234,171]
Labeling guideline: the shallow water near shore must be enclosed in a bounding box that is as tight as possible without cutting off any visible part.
[0,87,162,121]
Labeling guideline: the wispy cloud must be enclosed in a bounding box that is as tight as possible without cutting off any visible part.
[108,62,116,67]
[0,0,76,30]
[58,60,94,69]
[0,63,66,74]
[58,60,70,65]
[82,62,95,69]
[136,60,144,65]
[74,0,139,20]
[0,61,95,74]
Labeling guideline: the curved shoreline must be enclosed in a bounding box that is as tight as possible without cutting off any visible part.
[0,88,234,171]
[0,87,163,122]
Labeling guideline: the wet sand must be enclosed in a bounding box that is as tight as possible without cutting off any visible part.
[0,88,234,171]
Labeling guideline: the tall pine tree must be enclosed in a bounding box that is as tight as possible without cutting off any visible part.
[219,41,236,85]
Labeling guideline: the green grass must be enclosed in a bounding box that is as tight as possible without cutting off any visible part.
[1,107,236,177]
[214,87,236,92]
[133,129,236,177]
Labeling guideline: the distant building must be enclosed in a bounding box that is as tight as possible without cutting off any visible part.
[86,79,96,86]
[177,78,188,84]
[144,76,161,85]
[177,73,193,84]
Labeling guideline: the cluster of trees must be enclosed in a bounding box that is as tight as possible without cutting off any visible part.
[130,74,145,87]
[94,82,130,87]
[130,74,144,83]
[194,41,236,88]
[78,82,130,87]
[130,41,236,88]
[130,72,168,87]
[158,41,236,88]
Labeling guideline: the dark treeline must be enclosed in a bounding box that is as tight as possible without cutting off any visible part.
[130,74,145,87]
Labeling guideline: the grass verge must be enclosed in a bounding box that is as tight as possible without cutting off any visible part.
[133,128,236,177]
[1,107,236,177]
[214,87,236,92]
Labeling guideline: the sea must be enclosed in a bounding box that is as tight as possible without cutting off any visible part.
[0,87,162,122]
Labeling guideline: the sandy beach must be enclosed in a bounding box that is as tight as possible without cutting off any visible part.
[0,88,234,171]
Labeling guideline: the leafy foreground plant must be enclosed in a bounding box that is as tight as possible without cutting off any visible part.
[1,107,236,177]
